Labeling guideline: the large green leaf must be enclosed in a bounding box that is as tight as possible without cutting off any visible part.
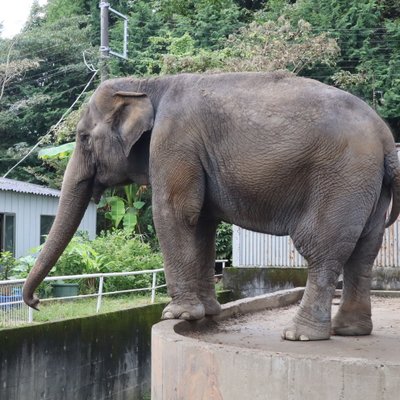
[133,201,145,210]
[108,197,126,228]
[38,142,76,160]
[123,211,138,232]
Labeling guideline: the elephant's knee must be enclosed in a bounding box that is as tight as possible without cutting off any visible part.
[176,203,201,227]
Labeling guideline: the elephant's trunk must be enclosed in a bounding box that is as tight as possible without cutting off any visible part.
[23,157,94,309]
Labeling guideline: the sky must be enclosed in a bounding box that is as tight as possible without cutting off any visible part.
[1,0,48,38]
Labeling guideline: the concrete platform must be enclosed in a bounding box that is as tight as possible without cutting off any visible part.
[152,288,400,400]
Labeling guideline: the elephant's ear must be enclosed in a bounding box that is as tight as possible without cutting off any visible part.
[113,91,154,158]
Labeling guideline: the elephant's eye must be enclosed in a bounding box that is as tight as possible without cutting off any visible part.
[79,132,90,142]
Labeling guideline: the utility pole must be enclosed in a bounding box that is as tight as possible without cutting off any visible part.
[99,1,129,82]
[99,1,110,81]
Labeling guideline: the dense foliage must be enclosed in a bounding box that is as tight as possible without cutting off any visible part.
[0,4,96,180]
[6,230,164,293]
[0,251,15,280]
[216,223,233,261]
[53,230,164,293]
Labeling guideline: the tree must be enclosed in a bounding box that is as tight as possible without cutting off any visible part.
[0,10,97,179]
[108,1,166,77]
[234,0,267,11]
[168,0,244,49]
[261,0,400,138]
[0,40,40,102]
[161,17,339,74]
[107,0,245,78]
[220,17,339,73]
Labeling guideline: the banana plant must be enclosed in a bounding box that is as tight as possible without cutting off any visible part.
[98,184,146,233]
[39,143,147,233]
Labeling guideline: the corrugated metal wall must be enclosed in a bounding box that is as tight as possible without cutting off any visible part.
[232,222,400,268]
[0,191,96,258]
[374,222,400,267]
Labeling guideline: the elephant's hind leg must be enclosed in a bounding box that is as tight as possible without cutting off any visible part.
[283,210,365,340]
[332,194,389,336]
[282,258,344,341]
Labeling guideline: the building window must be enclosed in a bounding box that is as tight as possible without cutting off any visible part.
[40,215,55,244]
[0,213,16,256]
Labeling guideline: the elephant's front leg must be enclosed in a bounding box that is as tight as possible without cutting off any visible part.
[152,162,219,320]
[196,219,221,316]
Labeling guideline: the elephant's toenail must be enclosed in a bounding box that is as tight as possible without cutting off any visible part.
[180,312,191,320]
[299,335,309,341]
[162,311,174,319]
[285,331,296,341]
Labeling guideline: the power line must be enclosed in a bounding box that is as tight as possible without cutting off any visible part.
[12,65,93,88]
[11,46,399,89]
[0,56,96,90]
[0,80,98,119]
[16,43,81,59]
[310,27,400,32]
[2,30,95,61]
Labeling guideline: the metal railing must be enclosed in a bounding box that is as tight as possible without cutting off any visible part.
[0,283,27,327]
[0,260,228,327]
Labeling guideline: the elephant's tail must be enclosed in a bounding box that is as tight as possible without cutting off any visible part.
[384,149,400,227]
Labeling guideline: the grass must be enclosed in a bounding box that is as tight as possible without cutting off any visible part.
[0,293,171,329]
[1,283,227,328]
[34,293,171,323]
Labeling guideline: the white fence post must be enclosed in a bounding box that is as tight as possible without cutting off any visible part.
[151,271,157,304]
[96,276,104,313]
[28,306,33,323]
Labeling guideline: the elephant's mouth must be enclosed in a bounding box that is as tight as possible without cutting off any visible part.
[92,182,106,204]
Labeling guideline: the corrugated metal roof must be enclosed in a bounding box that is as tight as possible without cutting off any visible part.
[0,178,61,197]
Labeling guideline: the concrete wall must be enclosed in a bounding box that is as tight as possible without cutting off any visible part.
[372,267,400,290]
[152,289,400,400]
[223,267,308,298]
[0,303,165,400]
[152,289,306,400]
[223,267,400,299]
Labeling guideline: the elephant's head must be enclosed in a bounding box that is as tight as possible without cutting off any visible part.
[23,81,154,309]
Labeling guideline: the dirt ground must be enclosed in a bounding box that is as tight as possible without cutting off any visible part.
[187,296,400,363]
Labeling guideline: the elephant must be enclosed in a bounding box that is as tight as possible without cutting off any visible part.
[23,71,400,341]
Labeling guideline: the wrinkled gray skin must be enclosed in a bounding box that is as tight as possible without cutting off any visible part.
[23,72,400,340]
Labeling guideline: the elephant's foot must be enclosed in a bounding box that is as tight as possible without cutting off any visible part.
[197,284,222,316]
[282,317,331,341]
[201,297,222,316]
[332,309,372,336]
[162,297,205,320]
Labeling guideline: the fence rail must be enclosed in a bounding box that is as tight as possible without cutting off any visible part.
[0,260,228,327]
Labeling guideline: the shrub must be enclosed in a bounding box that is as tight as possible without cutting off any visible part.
[0,252,16,280]
[91,230,164,292]
[216,222,232,261]
[52,230,164,293]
